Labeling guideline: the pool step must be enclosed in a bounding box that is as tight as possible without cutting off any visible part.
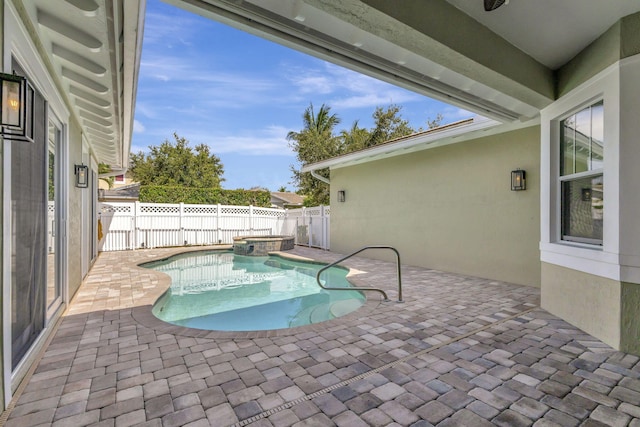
[288,305,320,328]
[288,299,364,328]
[288,302,333,327]
[309,303,333,324]
[329,299,363,318]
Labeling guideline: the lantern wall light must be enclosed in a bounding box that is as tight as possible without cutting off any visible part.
[1,72,34,142]
[511,169,526,191]
[75,164,89,188]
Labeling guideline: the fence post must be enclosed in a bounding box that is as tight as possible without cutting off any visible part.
[308,208,313,248]
[179,202,185,246]
[134,201,141,249]
[320,205,326,250]
[249,205,254,234]
[216,204,221,244]
[282,208,287,236]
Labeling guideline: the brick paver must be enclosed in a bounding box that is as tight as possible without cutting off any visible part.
[4,246,640,426]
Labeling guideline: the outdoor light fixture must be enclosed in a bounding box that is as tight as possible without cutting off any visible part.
[1,72,34,142]
[337,190,346,202]
[511,169,526,191]
[75,164,89,188]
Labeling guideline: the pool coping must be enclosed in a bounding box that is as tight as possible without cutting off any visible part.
[130,246,385,339]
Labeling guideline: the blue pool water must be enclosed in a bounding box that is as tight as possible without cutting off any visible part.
[143,251,364,331]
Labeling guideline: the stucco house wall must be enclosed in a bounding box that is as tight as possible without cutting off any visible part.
[68,119,85,299]
[329,125,541,287]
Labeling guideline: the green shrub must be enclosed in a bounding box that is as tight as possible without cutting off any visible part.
[139,186,271,207]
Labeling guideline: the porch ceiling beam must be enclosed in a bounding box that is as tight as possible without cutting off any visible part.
[52,44,106,75]
[36,9,102,50]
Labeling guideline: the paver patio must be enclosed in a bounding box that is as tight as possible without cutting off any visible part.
[3,246,640,427]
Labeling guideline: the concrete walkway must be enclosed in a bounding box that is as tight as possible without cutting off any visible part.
[4,246,640,426]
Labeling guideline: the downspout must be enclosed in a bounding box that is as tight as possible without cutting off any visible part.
[310,169,330,184]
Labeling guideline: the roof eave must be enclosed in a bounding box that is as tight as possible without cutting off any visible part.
[300,116,508,173]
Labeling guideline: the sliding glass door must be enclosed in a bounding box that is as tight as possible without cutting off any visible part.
[10,76,47,369]
[9,60,65,372]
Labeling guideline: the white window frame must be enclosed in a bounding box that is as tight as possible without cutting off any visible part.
[557,101,604,246]
[540,61,621,280]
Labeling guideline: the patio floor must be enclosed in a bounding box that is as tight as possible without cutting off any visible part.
[4,246,640,427]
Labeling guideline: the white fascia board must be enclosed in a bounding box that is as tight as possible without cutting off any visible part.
[301,116,536,173]
[120,0,146,170]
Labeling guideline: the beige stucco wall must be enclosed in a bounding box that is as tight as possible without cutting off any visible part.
[621,282,640,354]
[67,120,84,299]
[330,125,541,287]
[541,262,622,350]
[542,264,640,354]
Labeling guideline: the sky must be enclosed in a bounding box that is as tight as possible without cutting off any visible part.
[132,0,473,191]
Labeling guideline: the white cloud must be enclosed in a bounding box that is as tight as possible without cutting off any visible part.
[133,120,145,133]
[142,11,201,46]
[441,106,475,122]
[136,125,293,157]
[206,125,292,156]
[284,62,422,110]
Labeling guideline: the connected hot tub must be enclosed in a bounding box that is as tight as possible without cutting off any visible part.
[233,235,295,256]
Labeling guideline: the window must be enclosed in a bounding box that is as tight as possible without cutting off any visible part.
[115,174,125,183]
[560,101,603,245]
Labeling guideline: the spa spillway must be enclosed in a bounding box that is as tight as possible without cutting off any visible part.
[233,235,295,256]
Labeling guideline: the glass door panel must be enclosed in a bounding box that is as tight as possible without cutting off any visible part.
[46,121,62,313]
[10,63,46,369]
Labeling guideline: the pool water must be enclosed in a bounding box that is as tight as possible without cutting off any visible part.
[143,251,364,331]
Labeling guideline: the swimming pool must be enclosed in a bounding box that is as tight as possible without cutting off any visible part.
[143,251,365,331]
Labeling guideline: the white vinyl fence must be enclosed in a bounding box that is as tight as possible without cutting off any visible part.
[98,202,330,252]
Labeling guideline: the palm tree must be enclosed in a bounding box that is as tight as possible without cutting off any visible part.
[287,103,342,205]
[98,163,114,189]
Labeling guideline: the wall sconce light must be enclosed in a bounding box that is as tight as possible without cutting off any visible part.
[337,190,346,202]
[1,72,34,142]
[511,169,526,191]
[75,164,89,188]
[581,188,592,201]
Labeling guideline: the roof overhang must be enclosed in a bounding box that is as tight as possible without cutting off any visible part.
[166,0,539,123]
[15,0,146,169]
[166,0,640,124]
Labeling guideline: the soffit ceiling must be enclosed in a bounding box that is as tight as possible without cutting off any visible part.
[446,0,640,70]
[169,0,640,123]
[17,0,144,170]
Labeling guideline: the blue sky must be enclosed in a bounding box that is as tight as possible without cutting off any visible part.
[132,0,472,191]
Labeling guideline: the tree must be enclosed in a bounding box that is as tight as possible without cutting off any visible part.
[366,104,414,148]
[98,163,114,189]
[340,120,370,153]
[289,102,444,205]
[287,103,341,205]
[426,113,444,130]
[277,186,288,192]
[129,133,224,188]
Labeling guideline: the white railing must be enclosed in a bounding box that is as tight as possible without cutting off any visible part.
[98,202,330,252]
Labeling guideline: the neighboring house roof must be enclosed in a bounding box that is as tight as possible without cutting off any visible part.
[301,116,535,174]
[271,192,304,206]
[99,183,141,202]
